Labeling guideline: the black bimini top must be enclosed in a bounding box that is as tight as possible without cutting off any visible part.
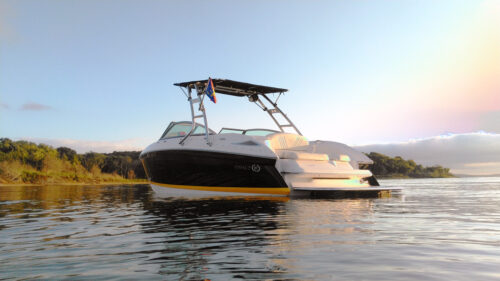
[174,79,288,97]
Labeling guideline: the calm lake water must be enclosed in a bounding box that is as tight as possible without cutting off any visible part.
[1,177,500,280]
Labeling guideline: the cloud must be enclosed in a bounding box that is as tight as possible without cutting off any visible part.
[354,132,500,176]
[0,103,9,109]
[479,110,500,133]
[20,102,53,111]
[23,138,148,154]
[464,162,500,168]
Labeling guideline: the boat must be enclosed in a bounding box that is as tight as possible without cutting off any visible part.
[140,79,399,197]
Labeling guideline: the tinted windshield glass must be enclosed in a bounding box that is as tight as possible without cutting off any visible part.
[219,128,244,134]
[160,122,210,139]
[193,126,207,134]
[244,129,277,136]
[218,128,277,136]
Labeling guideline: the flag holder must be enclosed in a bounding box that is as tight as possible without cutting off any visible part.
[178,82,212,146]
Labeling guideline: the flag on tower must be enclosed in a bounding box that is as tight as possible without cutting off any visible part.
[205,77,216,103]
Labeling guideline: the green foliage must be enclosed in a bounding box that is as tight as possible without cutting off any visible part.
[21,170,47,183]
[101,151,146,179]
[57,147,77,161]
[0,138,147,184]
[366,152,454,178]
[0,138,59,170]
[79,152,106,171]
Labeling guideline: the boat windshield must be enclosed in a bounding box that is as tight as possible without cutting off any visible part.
[244,129,279,136]
[160,122,215,139]
[218,128,278,137]
[219,128,244,134]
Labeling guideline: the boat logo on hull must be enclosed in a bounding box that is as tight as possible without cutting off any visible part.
[233,164,262,173]
[251,164,261,173]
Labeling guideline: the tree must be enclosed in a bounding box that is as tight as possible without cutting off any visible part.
[79,152,106,171]
[57,147,77,161]
[365,152,453,178]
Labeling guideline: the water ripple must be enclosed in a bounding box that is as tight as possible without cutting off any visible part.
[1,179,500,280]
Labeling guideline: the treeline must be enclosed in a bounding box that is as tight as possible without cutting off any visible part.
[0,138,454,184]
[366,152,453,178]
[0,138,146,184]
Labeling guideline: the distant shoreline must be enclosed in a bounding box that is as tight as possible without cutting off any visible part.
[0,181,148,187]
[376,175,454,179]
[1,138,455,185]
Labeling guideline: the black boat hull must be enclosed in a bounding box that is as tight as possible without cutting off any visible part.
[140,149,289,195]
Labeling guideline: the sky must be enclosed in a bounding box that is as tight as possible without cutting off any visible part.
[355,132,500,176]
[1,0,499,175]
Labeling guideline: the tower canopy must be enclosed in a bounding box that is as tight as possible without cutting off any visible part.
[174,79,288,97]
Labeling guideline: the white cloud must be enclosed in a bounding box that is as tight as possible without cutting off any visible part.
[479,111,500,133]
[354,132,500,176]
[22,137,149,153]
[20,102,53,111]
[464,162,500,168]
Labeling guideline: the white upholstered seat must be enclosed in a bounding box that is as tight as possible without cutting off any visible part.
[275,150,329,161]
[266,133,309,150]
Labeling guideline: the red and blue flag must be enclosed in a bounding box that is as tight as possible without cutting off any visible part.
[205,78,217,103]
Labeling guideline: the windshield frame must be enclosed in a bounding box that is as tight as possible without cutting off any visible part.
[160,121,216,140]
[218,127,279,137]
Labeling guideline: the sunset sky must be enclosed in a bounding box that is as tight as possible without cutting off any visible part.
[1,0,499,175]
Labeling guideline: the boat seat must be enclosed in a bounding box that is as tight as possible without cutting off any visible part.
[278,159,371,177]
[266,133,309,150]
[276,150,329,161]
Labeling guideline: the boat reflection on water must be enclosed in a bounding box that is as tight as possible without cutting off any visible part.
[141,196,290,279]
[142,193,384,279]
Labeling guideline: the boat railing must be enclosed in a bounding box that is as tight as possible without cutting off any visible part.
[179,83,212,146]
[176,79,302,146]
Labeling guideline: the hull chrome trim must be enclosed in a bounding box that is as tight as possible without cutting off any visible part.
[150,181,290,196]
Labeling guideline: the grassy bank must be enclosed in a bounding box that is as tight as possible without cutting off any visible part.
[0,159,148,185]
[0,138,146,185]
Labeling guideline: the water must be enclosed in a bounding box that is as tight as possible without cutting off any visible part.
[1,178,500,280]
